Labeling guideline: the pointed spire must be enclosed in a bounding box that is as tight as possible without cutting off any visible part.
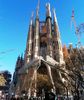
[36,0,40,18]
[33,0,40,58]
[52,8,65,64]
[52,8,60,38]
[16,55,21,70]
[30,12,34,25]
[21,53,23,60]
[46,3,53,57]
[52,8,60,30]
[17,55,20,60]
[46,3,51,17]
[20,54,24,67]
[53,8,58,23]
[24,13,34,63]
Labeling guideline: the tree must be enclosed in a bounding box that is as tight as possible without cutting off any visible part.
[37,73,52,93]
[0,74,6,86]
[64,47,84,99]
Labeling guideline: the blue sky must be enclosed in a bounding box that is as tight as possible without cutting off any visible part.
[0,0,84,76]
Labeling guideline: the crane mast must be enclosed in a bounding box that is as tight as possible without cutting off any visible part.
[71,9,81,47]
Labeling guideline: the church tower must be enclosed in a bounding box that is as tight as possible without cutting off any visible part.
[24,13,34,63]
[33,2,40,59]
[52,9,65,65]
[46,3,53,57]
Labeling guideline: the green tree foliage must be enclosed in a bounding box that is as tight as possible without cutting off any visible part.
[0,74,6,86]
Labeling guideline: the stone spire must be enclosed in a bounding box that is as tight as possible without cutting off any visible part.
[33,1,40,58]
[53,8,64,64]
[46,3,56,93]
[46,3,53,57]
[46,3,51,17]
[36,0,40,19]
[53,8,60,38]
[24,13,34,63]
[15,56,21,70]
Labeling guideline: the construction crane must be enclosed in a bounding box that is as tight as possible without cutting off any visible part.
[0,49,16,55]
[0,49,16,67]
[71,9,84,47]
[71,9,81,47]
[78,23,84,35]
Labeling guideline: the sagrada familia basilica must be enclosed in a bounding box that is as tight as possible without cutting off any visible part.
[10,1,74,98]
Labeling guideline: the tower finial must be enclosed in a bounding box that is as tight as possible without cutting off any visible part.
[36,0,40,18]
[30,12,34,25]
[52,8,57,23]
[52,8,60,33]
[46,3,51,17]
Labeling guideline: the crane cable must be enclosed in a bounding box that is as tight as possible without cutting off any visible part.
[0,49,16,55]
